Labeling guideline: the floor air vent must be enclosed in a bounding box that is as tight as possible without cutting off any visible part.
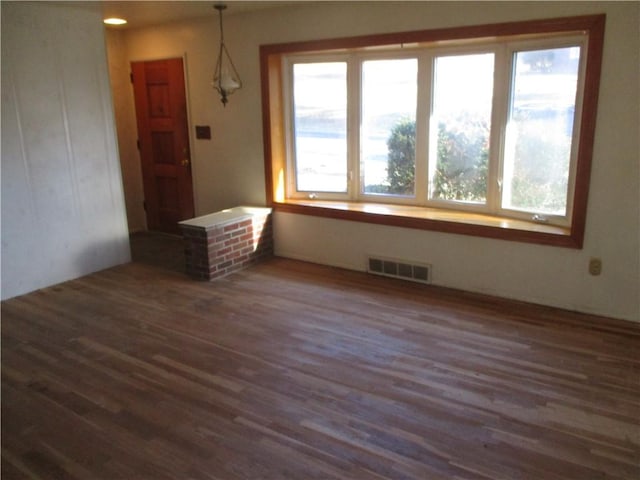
[367,256,431,284]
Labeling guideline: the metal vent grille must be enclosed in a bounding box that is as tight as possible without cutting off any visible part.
[367,256,431,284]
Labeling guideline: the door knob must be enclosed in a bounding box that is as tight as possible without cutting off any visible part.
[181,147,190,166]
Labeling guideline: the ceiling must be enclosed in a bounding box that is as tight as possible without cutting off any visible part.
[100,1,301,29]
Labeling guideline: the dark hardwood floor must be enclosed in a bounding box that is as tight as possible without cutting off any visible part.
[129,231,185,274]
[2,253,639,479]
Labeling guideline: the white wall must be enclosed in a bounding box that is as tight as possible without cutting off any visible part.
[1,2,131,300]
[106,29,147,233]
[117,1,639,321]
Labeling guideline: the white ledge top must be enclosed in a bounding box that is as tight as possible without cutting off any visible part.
[178,206,272,230]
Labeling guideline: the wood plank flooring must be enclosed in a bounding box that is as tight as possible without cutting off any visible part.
[2,257,639,479]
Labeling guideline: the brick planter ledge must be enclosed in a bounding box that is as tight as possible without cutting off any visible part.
[179,206,273,280]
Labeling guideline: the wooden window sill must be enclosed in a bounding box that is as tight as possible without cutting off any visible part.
[274,200,578,248]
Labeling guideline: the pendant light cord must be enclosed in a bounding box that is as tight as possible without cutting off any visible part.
[218,6,225,47]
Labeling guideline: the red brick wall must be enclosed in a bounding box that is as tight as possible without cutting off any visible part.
[181,213,273,280]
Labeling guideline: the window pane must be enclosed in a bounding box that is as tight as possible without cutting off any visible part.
[430,53,494,204]
[502,47,580,216]
[361,59,417,196]
[293,62,347,193]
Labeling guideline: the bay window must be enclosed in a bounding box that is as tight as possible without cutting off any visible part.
[261,15,605,247]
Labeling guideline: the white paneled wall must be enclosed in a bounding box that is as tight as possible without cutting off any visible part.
[106,29,147,233]
[1,2,130,300]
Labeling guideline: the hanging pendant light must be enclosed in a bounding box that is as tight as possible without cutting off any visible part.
[213,4,241,107]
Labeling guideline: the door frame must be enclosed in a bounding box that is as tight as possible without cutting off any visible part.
[130,53,198,231]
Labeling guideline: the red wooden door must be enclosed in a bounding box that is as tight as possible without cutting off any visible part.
[131,58,194,234]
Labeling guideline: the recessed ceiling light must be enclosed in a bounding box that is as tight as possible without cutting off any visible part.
[104,17,127,26]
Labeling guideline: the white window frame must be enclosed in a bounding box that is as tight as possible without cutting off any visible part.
[282,33,588,228]
[425,44,501,214]
[283,53,352,201]
[496,35,587,228]
[356,51,425,205]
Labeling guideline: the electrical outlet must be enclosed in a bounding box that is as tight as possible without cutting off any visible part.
[589,257,602,276]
